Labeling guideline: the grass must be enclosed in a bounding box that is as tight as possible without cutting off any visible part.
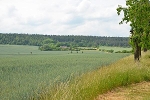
[0,45,130,100]
[36,51,150,100]
[99,46,132,52]
[0,45,39,54]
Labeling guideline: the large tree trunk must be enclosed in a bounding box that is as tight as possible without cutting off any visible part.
[134,42,141,61]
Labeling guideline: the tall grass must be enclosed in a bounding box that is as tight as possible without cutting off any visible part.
[36,51,150,100]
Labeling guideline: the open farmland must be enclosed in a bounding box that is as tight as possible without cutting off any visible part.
[99,46,132,52]
[0,45,131,100]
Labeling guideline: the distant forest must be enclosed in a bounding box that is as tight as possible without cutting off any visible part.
[0,33,130,50]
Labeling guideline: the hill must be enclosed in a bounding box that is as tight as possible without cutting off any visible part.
[0,33,130,47]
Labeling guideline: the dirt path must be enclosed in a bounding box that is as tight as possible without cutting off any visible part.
[95,81,150,100]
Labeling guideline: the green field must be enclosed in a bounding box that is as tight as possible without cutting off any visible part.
[99,46,132,52]
[0,45,131,100]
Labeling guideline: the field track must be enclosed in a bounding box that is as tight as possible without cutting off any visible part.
[96,82,150,100]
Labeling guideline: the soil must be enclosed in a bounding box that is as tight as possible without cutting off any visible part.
[95,81,150,100]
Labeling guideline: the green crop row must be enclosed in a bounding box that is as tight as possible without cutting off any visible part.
[0,45,130,100]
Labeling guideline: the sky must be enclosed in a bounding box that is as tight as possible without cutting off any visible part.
[0,0,130,37]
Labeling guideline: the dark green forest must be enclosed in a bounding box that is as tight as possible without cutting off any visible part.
[0,33,130,51]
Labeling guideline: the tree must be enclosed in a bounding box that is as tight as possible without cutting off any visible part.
[43,38,54,44]
[117,0,150,61]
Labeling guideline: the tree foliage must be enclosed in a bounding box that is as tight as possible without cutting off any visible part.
[0,33,130,49]
[117,0,150,61]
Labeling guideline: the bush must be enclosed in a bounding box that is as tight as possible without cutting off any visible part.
[115,50,132,53]
[99,49,114,53]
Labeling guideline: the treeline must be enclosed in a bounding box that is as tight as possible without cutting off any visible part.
[0,33,130,48]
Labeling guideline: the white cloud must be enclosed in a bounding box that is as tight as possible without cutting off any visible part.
[0,0,130,36]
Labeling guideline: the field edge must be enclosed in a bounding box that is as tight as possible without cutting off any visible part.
[33,51,150,100]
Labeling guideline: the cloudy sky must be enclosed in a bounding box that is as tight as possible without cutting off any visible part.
[0,0,130,37]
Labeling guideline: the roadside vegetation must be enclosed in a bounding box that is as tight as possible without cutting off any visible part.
[34,51,150,100]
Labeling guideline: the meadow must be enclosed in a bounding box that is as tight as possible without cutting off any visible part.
[0,45,131,100]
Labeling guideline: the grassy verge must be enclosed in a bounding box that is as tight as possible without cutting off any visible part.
[33,51,150,100]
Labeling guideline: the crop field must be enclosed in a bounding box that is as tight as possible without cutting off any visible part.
[0,45,131,100]
[99,46,132,52]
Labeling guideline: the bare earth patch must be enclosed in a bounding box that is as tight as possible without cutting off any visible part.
[96,81,150,100]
